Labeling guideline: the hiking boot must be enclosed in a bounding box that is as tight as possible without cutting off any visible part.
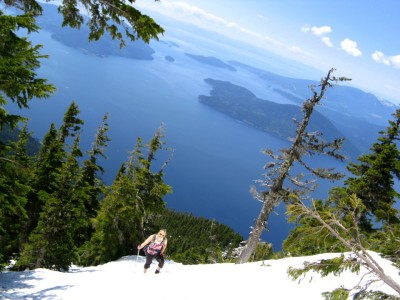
[155,269,160,274]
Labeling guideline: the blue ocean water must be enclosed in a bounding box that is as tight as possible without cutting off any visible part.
[11,29,349,250]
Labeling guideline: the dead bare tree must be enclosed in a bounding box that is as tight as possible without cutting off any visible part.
[236,68,348,264]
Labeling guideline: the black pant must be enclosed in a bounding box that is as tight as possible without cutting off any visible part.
[144,252,164,270]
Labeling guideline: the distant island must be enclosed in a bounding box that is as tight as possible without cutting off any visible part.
[185,54,236,71]
[199,78,360,158]
[37,4,155,60]
[159,40,180,48]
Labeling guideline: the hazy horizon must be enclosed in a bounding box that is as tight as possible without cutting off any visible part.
[134,0,400,104]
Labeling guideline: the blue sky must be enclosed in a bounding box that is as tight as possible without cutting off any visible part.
[135,0,400,104]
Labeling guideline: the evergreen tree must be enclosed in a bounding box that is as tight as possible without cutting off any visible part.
[282,193,348,256]
[58,101,84,144]
[17,134,86,270]
[24,102,83,237]
[76,113,110,245]
[33,123,63,192]
[78,126,172,266]
[150,210,243,265]
[345,109,400,228]
[134,125,172,227]
[284,110,400,256]
[0,124,33,268]
[1,0,163,130]
[1,0,164,267]
[283,111,400,298]
[237,69,348,263]
[0,10,56,130]
[81,113,110,217]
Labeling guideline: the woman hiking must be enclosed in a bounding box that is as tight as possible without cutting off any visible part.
[137,229,168,274]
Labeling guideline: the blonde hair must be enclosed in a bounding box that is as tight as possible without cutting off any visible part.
[159,229,167,236]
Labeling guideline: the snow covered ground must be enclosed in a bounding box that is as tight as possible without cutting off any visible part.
[1,251,399,299]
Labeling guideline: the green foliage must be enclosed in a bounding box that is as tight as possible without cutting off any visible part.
[369,223,400,269]
[79,173,143,265]
[283,194,353,256]
[78,127,172,266]
[345,109,400,228]
[322,288,399,300]
[17,134,86,271]
[146,210,243,265]
[0,124,41,156]
[59,101,84,144]
[1,0,163,130]
[24,103,83,240]
[251,242,273,262]
[285,190,400,297]
[57,0,164,47]
[0,0,250,272]
[3,102,244,271]
[321,288,350,300]
[76,113,110,245]
[0,10,56,129]
[0,124,33,268]
[284,109,400,269]
[288,254,360,281]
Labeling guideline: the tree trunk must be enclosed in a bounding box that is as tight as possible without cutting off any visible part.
[236,69,340,264]
[236,194,277,263]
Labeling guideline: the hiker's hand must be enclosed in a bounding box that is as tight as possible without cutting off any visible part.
[137,244,142,250]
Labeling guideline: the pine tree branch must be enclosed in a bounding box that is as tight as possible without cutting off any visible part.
[292,197,400,295]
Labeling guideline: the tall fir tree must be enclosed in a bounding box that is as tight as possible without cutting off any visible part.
[80,113,110,218]
[78,126,172,266]
[345,109,400,228]
[283,110,400,294]
[23,103,84,247]
[58,101,84,145]
[0,123,33,268]
[17,134,86,270]
[76,113,110,245]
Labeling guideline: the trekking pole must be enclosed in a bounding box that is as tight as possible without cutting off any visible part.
[136,246,140,264]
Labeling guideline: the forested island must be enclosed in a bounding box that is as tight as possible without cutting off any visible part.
[198,78,359,158]
[185,53,236,71]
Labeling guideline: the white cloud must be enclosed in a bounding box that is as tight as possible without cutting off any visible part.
[172,2,277,44]
[301,25,332,37]
[311,25,332,36]
[340,38,362,57]
[372,51,400,69]
[301,25,311,33]
[289,45,312,57]
[372,51,390,66]
[172,2,238,29]
[389,55,400,69]
[321,37,333,47]
[135,1,281,48]
[302,25,333,48]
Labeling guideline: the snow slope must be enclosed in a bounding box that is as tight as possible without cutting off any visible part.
[1,252,399,299]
